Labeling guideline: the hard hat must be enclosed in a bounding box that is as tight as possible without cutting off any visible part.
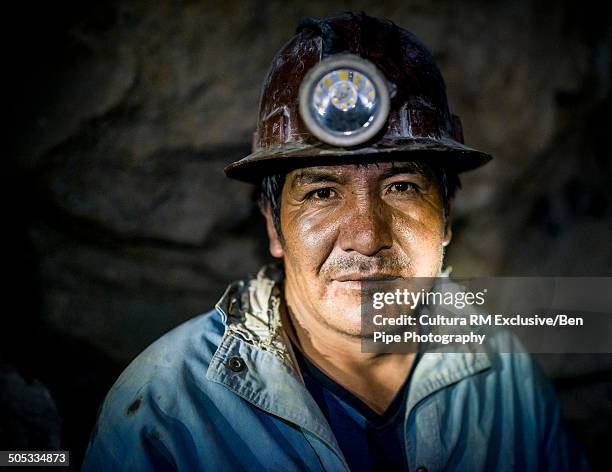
[225,11,492,183]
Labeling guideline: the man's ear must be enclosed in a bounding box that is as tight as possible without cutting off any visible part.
[442,200,453,247]
[260,205,284,258]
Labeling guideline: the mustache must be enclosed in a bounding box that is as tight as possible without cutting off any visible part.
[321,256,409,276]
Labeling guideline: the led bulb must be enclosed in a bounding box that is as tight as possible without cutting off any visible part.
[299,55,390,147]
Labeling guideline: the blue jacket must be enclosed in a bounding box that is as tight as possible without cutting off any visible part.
[83,266,589,471]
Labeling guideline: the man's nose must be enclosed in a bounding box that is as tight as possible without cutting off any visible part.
[338,197,393,256]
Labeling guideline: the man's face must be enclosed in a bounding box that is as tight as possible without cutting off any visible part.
[263,161,451,337]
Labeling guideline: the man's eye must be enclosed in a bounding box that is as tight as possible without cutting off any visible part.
[388,182,419,194]
[309,188,336,200]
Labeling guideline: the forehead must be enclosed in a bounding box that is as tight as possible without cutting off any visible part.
[287,161,436,185]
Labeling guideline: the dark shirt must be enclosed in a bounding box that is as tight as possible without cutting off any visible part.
[293,347,419,472]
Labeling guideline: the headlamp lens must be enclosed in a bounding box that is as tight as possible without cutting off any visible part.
[299,55,390,147]
[310,68,379,135]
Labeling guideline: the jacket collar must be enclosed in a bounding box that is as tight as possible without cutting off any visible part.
[212,263,297,370]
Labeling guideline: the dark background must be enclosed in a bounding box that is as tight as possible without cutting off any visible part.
[4,0,611,469]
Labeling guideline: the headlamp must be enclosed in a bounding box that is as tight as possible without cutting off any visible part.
[298,54,390,147]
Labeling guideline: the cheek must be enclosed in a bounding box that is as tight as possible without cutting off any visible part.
[282,207,340,270]
[391,205,446,260]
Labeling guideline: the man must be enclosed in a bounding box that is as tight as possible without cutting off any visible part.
[83,12,588,471]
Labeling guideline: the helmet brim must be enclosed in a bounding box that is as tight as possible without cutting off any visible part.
[224,137,492,183]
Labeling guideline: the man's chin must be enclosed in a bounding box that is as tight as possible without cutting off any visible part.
[319,302,364,337]
[327,281,368,302]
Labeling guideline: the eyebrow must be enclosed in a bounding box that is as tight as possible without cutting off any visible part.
[290,169,348,189]
[378,163,430,180]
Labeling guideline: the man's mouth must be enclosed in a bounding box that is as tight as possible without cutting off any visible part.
[333,274,400,282]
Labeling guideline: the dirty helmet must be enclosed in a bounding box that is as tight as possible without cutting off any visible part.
[225,11,492,182]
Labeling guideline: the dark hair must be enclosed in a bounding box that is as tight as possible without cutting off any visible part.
[257,172,287,238]
[257,162,460,240]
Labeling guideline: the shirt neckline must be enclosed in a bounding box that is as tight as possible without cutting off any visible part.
[293,343,421,427]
